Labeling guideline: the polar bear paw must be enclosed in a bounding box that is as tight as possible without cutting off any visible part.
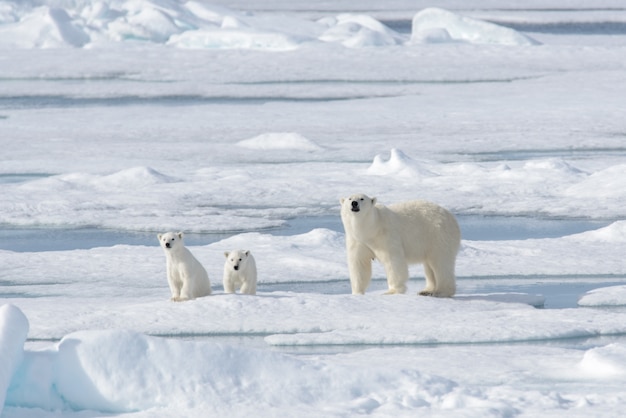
[384,287,406,295]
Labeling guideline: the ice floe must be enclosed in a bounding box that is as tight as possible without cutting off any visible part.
[0,1,539,49]
[578,284,626,307]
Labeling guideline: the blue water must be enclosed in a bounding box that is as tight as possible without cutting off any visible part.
[0,215,611,252]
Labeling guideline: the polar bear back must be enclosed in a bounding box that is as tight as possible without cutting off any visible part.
[381,200,460,262]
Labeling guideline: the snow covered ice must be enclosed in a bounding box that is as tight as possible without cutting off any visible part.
[2,0,626,416]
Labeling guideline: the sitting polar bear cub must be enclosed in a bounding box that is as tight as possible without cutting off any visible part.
[223,250,257,295]
[340,193,460,297]
[158,232,212,301]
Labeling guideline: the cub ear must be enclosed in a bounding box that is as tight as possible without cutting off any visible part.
[177,232,184,239]
[244,250,250,256]
[224,251,230,258]
[371,197,377,205]
[157,234,162,240]
[340,197,345,204]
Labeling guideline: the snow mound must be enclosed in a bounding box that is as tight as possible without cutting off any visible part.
[566,164,626,199]
[97,167,178,187]
[0,6,89,48]
[566,221,626,243]
[4,2,541,49]
[578,285,626,307]
[0,1,407,50]
[0,0,307,49]
[580,343,626,377]
[236,132,322,151]
[48,167,177,189]
[367,148,436,178]
[53,329,307,412]
[318,14,405,48]
[0,305,29,415]
[411,8,540,46]
[523,158,587,175]
[6,327,464,414]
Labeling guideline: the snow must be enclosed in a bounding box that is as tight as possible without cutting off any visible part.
[578,285,626,307]
[317,14,405,47]
[411,7,540,45]
[236,132,323,152]
[4,326,474,416]
[0,305,28,415]
[0,1,543,49]
[1,0,626,416]
[367,148,437,178]
[580,344,626,378]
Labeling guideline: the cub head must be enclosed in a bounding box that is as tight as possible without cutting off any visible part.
[157,232,184,250]
[340,193,377,215]
[224,250,250,271]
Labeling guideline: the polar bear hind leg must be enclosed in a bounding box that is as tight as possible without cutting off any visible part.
[420,263,437,296]
[421,258,456,297]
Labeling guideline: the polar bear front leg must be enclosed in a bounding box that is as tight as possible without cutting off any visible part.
[223,272,235,294]
[346,237,375,295]
[167,267,183,301]
[240,279,256,295]
[382,259,409,294]
[168,280,181,301]
[178,279,192,301]
[177,267,193,301]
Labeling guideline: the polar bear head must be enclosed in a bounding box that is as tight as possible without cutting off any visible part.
[340,193,377,214]
[224,250,251,271]
[157,231,185,251]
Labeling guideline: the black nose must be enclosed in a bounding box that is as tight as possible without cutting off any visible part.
[165,242,171,248]
[234,266,239,271]
[351,201,359,208]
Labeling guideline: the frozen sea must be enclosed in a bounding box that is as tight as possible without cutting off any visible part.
[1,0,626,416]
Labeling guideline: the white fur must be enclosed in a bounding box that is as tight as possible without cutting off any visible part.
[340,193,460,297]
[223,250,257,295]
[157,232,211,301]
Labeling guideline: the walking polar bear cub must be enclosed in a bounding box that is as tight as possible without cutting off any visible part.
[340,194,460,297]
[223,250,257,295]
[158,232,212,301]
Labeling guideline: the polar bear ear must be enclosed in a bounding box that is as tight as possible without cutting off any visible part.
[244,250,250,256]
[177,232,184,239]
[157,233,162,240]
[371,197,377,205]
[224,251,230,258]
[340,197,345,204]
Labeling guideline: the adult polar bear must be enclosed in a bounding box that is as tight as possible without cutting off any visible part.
[340,194,460,297]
